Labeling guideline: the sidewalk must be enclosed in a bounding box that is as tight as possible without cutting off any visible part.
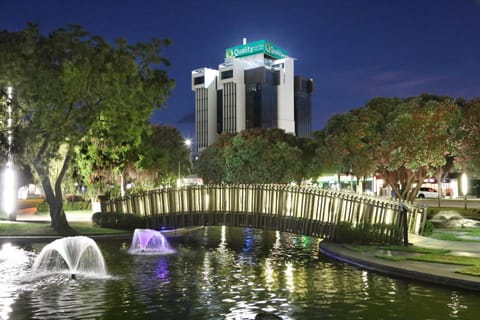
[320,234,480,292]
[15,210,92,223]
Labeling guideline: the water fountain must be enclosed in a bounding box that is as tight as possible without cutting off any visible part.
[31,236,107,278]
[430,211,480,228]
[128,228,175,255]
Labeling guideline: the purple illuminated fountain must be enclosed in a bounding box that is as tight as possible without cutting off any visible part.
[31,236,107,279]
[128,228,175,255]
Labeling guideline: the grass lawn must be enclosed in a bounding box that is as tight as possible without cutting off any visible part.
[0,221,128,236]
[430,228,480,241]
[344,244,480,277]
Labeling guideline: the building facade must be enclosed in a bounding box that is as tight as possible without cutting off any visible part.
[192,39,313,153]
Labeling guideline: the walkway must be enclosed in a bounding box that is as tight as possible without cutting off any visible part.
[15,209,92,222]
[320,234,480,292]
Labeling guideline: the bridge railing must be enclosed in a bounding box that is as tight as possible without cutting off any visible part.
[100,184,427,242]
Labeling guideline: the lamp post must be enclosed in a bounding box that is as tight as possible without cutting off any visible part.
[2,86,16,220]
[461,172,468,210]
[177,138,192,188]
[185,138,192,169]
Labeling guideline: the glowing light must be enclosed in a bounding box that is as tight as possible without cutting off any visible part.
[461,173,468,196]
[2,165,16,218]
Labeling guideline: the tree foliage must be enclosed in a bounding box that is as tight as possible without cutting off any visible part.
[0,24,173,231]
[456,98,480,176]
[194,128,307,184]
[136,124,191,187]
[313,95,462,201]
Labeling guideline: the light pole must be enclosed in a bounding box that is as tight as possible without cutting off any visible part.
[2,86,16,220]
[185,138,192,169]
[177,138,192,188]
[461,172,468,210]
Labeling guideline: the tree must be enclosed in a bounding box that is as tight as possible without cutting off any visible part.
[314,109,377,191]
[373,96,459,201]
[313,95,461,201]
[456,98,480,176]
[193,132,233,183]
[0,24,173,232]
[193,128,307,184]
[136,124,191,187]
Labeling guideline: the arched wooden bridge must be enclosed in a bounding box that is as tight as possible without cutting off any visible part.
[100,184,427,243]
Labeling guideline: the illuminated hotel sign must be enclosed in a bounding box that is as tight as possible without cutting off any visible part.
[225,40,288,60]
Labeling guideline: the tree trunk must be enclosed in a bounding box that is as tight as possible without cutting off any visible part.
[33,152,75,234]
[436,171,443,207]
[49,196,71,232]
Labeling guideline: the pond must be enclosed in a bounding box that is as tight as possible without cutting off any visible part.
[1,226,479,319]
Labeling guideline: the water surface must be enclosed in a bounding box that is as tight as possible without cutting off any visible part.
[1,227,479,319]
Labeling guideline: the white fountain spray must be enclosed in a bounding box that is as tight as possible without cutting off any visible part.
[31,236,107,279]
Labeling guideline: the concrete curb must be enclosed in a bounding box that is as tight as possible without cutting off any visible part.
[319,242,480,292]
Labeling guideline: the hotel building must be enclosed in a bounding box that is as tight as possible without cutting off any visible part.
[192,39,313,153]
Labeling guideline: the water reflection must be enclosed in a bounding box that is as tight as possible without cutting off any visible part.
[0,243,34,320]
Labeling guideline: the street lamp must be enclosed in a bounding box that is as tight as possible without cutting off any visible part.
[2,86,16,220]
[177,138,192,188]
[461,172,468,210]
[2,164,16,219]
[185,138,192,168]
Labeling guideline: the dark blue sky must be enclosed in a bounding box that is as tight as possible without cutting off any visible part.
[1,0,479,139]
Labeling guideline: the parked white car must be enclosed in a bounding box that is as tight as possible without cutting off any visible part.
[417,187,440,199]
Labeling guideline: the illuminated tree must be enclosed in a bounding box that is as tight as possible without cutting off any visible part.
[313,95,461,201]
[194,132,233,183]
[194,128,307,184]
[456,98,480,175]
[314,108,377,191]
[0,24,173,232]
[136,124,191,186]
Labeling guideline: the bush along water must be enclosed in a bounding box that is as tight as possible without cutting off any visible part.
[332,222,402,245]
[422,220,434,237]
[92,212,146,230]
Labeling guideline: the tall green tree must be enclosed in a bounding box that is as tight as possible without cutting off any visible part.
[198,128,303,184]
[0,24,173,232]
[456,98,480,176]
[194,132,233,183]
[372,96,460,201]
[136,124,191,186]
[314,109,377,191]
[315,95,460,201]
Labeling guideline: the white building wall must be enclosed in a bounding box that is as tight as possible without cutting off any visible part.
[276,57,295,135]
[193,41,303,148]
[219,58,252,133]
[192,68,218,152]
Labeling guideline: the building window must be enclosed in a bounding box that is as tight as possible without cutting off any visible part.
[194,76,205,85]
[221,70,233,79]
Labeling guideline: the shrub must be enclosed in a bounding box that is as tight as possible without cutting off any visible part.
[332,222,401,245]
[91,211,146,230]
[36,200,91,212]
[422,219,434,236]
[63,201,91,211]
[36,201,49,212]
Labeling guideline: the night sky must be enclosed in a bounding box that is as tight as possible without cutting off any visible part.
[1,0,479,139]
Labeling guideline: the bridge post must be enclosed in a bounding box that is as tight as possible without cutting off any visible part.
[400,203,409,246]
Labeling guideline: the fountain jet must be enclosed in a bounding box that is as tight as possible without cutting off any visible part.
[31,236,107,278]
[128,228,175,255]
